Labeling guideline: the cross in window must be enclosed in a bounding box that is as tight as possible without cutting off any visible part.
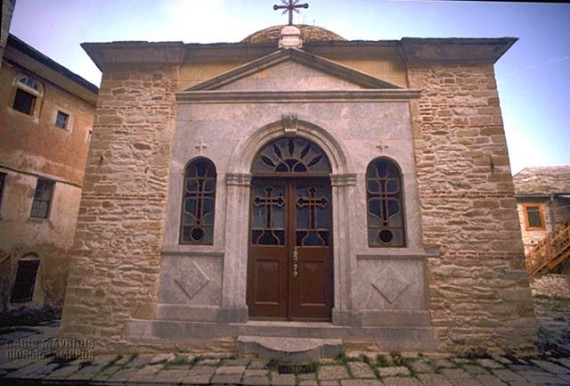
[273,0,309,25]
[376,140,389,153]
[195,141,207,155]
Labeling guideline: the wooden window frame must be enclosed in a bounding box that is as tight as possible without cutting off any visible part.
[522,203,546,231]
[30,179,55,219]
[54,109,71,130]
[12,74,43,119]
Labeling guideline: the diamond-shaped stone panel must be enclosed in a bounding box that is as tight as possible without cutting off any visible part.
[174,261,210,301]
[371,266,410,304]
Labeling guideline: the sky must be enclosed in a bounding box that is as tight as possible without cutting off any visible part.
[9,0,570,174]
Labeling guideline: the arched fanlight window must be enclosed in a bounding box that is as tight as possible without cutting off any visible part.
[252,137,331,174]
[180,158,216,245]
[12,74,43,116]
[366,158,406,247]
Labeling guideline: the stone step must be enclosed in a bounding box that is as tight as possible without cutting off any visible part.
[237,335,342,364]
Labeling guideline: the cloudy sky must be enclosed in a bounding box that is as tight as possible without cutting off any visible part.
[10,0,570,174]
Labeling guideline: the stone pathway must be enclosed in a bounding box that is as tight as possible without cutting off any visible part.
[1,326,570,386]
[1,290,570,385]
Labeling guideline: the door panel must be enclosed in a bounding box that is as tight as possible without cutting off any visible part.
[247,178,333,321]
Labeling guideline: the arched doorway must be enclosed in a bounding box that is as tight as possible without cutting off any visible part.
[247,137,333,321]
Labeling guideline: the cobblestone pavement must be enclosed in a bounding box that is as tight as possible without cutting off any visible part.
[1,295,570,386]
[1,322,569,386]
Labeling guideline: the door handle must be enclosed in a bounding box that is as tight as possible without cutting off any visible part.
[292,246,299,278]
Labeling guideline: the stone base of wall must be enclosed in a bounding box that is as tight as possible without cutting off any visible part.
[531,274,570,298]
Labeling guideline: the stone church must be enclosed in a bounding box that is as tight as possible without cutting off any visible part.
[60,18,538,356]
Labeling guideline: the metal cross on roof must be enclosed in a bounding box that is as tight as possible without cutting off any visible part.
[273,0,309,25]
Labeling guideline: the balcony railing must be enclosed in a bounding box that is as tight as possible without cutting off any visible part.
[527,218,570,277]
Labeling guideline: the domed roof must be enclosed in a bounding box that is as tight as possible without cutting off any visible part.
[242,25,346,44]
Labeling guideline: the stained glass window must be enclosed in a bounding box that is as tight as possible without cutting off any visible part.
[252,137,331,174]
[366,158,405,247]
[180,158,216,245]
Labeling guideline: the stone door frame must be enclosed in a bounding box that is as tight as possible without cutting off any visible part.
[220,119,354,325]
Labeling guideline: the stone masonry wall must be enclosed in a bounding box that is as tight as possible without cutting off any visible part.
[60,65,178,351]
[408,63,538,354]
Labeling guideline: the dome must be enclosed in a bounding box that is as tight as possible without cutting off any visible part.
[242,25,346,44]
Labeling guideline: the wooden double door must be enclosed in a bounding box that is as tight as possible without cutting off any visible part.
[247,177,333,321]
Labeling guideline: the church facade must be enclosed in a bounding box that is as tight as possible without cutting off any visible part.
[60,25,537,355]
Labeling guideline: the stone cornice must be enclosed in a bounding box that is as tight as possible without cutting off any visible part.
[81,37,517,74]
[400,37,518,65]
[177,90,421,103]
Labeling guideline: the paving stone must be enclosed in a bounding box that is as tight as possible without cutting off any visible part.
[417,373,454,386]
[271,373,296,385]
[462,364,489,375]
[199,358,223,366]
[378,366,410,377]
[149,353,176,364]
[297,372,317,381]
[318,365,350,380]
[243,375,272,385]
[440,368,486,386]
[476,358,504,369]
[298,381,320,386]
[210,373,243,384]
[530,358,570,374]
[492,368,529,383]
[248,360,268,370]
[223,358,251,366]
[493,356,512,365]
[341,379,383,386]
[3,358,52,379]
[348,362,376,378]
[410,359,434,373]
[382,377,422,386]
[153,368,189,383]
[45,364,80,380]
[126,354,155,369]
[557,358,570,368]
[473,374,508,386]
[90,365,122,382]
[16,362,59,379]
[519,373,567,385]
[183,365,216,384]
[215,365,247,375]
[0,358,38,371]
[66,357,117,381]
[105,367,140,382]
[430,358,455,369]
[128,363,165,382]
[244,368,269,377]
[319,381,340,386]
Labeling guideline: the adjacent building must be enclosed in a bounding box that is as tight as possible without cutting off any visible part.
[0,34,98,312]
[513,166,570,275]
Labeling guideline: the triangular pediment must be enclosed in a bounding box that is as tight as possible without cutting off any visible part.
[186,48,401,92]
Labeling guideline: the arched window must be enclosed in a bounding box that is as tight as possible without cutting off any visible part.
[12,74,43,117]
[180,158,216,245]
[252,137,331,174]
[366,158,405,247]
